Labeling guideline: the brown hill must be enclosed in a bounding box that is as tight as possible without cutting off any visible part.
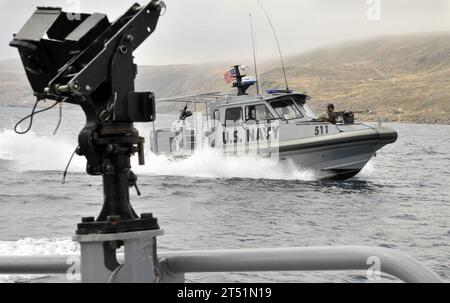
[265,33,450,124]
[1,33,449,124]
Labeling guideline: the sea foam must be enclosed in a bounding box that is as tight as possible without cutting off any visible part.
[0,129,318,181]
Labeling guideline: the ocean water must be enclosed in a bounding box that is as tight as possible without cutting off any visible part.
[0,104,449,283]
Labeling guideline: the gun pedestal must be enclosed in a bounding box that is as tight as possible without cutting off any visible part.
[74,123,163,283]
[10,1,166,283]
[74,230,163,283]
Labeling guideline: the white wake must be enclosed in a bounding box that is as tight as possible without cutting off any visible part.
[0,129,318,181]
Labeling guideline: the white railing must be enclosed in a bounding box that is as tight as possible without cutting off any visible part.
[0,246,443,283]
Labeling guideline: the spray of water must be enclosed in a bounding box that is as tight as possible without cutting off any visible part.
[135,148,318,180]
[0,129,85,172]
[0,237,78,256]
[0,129,319,181]
[359,159,375,177]
[0,237,78,283]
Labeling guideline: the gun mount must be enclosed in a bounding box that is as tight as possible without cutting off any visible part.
[10,1,165,235]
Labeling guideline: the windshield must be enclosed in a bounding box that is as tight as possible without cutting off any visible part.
[293,100,316,120]
[302,104,316,120]
[270,99,304,120]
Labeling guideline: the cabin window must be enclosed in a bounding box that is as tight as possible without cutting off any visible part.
[270,99,304,120]
[225,107,243,125]
[246,104,274,122]
[302,104,316,120]
[293,98,316,120]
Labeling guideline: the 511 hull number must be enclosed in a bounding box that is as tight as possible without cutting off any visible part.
[315,125,329,136]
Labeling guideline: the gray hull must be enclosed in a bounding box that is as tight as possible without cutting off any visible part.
[278,127,398,180]
[151,121,397,180]
[151,93,399,181]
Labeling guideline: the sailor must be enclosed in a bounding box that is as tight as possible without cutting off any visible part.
[317,103,337,124]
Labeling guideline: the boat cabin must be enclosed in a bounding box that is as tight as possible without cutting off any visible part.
[209,93,317,129]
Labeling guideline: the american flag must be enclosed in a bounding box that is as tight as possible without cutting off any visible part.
[224,68,236,84]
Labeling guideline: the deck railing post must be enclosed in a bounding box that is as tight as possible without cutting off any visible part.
[74,230,163,283]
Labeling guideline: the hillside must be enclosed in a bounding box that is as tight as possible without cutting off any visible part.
[267,33,450,124]
[1,33,450,124]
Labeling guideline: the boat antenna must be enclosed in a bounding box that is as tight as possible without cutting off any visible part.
[249,13,260,96]
[257,0,290,92]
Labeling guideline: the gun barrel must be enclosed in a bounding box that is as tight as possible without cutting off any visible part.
[352,110,375,114]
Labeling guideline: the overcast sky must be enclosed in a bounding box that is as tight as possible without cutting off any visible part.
[1,0,450,65]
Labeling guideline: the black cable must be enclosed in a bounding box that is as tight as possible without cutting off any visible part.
[53,102,63,136]
[14,99,60,135]
[62,146,79,185]
[14,99,39,134]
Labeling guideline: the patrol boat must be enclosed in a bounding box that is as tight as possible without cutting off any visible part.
[150,65,398,180]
